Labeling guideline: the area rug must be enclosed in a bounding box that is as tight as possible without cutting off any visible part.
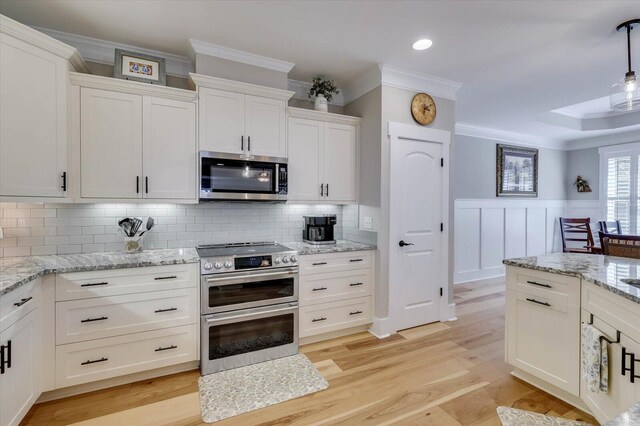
[497,407,594,426]
[198,354,329,423]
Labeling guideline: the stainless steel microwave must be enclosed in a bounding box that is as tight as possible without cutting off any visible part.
[199,151,288,201]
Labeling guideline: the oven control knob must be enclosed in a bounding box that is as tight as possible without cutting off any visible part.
[290,255,297,263]
[204,262,213,270]
[282,256,289,263]
[274,257,281,264]
[224,261,232,268]
[214,262,223,269]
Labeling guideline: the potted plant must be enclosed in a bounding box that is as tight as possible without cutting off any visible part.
[308,76,339,112]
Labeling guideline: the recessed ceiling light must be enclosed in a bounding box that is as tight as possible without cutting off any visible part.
[412,39,433,51]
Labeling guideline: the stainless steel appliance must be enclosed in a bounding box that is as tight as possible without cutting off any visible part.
[302,215,337,245]
[200,151,288,201]
[197,242,299,375]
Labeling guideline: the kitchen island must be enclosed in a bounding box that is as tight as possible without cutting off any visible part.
[503,253,640,425]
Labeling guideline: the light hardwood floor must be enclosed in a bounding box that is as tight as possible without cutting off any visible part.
[22,278,599,425]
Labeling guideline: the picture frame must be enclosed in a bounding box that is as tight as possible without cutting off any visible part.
[114,49,166,85]
[496,144,538,197]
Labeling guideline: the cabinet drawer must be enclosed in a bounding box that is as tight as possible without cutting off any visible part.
[300,251,372,275]
[0,279,39,333]
[300,269,372,306]
[55,324,197,388]
[56,263,198,301]
[56,288,198,344]
[582,281,640,343]
[507,267,580,306]
[299,296,372,338]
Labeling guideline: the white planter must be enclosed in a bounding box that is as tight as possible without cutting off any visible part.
[314,94,329,112]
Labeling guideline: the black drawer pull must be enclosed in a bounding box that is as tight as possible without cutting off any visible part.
[526,280,552,289]
[349,310,363,315]
[80,281,109,287]
[350,282,364,287]
[312,262,328,266]
[154,276,177,281]
[81,357,108,366]
[154,307,178,313]
[81,316,108,323]
[622,347,640,383]
[0,340,11,374]
[13,297,33,307]
[155,345,177,352]
[312,287,328,292]
[525,298,550,307]
[350,259,364,263]
[312,317,327,322]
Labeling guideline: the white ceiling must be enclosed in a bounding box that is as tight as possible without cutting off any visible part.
[1,0,639,146]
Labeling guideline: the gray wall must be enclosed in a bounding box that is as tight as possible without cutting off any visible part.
[566,147,599,200]
[194,54,288,89]
[86,61,190,90]
[288,98,344,114]
[454,135,568,200]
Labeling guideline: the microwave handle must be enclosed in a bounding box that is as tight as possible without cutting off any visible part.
[275,164,279,192]
[205,304,298,324]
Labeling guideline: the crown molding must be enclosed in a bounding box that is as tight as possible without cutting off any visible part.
[287,79,345,106]
[189,73,294,101]
[380,64,462,101]
[566,128,640,151]
[189,39,294,74]
[1,15,90,73]
[69,72,197,102]
[342,65,383,105]
[455,123,569,150]
[33,25,193,77]
[287,106,362,125]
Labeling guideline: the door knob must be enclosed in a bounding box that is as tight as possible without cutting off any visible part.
[399,240,414,247]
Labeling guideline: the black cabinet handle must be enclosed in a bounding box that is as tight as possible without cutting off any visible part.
[81,316,108,323]
[527,280,552,289]
[155,345,177,352]
[241,135,244,151]
[312,317,327,322]
[622,347,640,383]
[525,298,551,307]
[0,340,11,374]
[399,240,414,247]
[312,262,328,266]
[349,310,363,316]
[13,297,33,307]
[350,282,364,287]
[326,183,329,197]
[81,281,109,287]
[154,276,177,281]
[136,176,140,194]
[61,171,67,191]
[81,357,108,366]
[320,183,324,197]
[248,136,251,151]
[145,176,149,194]
[155,307,178,313]
[312,287,328,292]
[350,259,363,263]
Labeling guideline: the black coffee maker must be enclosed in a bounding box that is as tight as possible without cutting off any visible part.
[302,215,337,245]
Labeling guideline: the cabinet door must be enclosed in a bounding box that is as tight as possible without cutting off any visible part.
[142,97,196,200]
[199,88,245,154]
[506,289,580,395]
[81,88,142,199]
[322,122,357,202]
[0,34,67,198]
[245,95,286,158]
[0,309,40,426]
[287,117,323,201]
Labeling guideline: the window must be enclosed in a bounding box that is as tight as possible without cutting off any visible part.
[600,143,640,234]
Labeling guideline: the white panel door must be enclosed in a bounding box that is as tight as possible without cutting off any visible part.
[390,137,442,330]
[481,208,505,270]
[0,34,67,197]
[81,88,142,199]
[287,117,323,201]
[142,97,196,200]
[526,208,547,255]
[245,95,286,158]
[505,208,527,259]
[0,309,40,426]
[198,88,245,154]
[323,122,357,202]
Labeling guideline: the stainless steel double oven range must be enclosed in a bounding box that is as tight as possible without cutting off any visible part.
[197,242,299,375]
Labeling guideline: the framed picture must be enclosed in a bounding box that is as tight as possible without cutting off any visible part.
[114,49,166,85]
[496,144,538,197]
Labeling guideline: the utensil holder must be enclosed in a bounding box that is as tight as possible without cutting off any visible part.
[124,236,143,254]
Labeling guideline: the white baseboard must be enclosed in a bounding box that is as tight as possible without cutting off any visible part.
[369,316,392,339]
[445,303,457,321]
[454,267,505,284]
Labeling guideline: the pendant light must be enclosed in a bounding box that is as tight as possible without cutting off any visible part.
[610,19,640,111]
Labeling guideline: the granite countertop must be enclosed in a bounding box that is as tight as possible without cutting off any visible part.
[503,253,640,304]
[0,248,200,297]
[282,240,377,256]
[604,402,640,426]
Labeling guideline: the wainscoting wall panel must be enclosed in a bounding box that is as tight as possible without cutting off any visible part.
[454,199,567,284]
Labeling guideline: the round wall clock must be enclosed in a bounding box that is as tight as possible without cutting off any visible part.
[411,93,436,125]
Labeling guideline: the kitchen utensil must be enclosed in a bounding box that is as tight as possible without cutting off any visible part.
[118,218,133,237]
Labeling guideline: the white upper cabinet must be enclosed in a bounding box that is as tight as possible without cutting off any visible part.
[190,74,293,158]
[287,108,360,203]
[0,15,88,200]
[81,88,143,199]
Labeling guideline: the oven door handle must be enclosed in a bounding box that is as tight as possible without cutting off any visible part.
[205,304,298,325]
[204,269,297,285]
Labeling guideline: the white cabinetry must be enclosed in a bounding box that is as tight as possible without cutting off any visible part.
[192,74,293,158]
[287,108,360,203]
[0,15,88,200]
[72,73,197,202]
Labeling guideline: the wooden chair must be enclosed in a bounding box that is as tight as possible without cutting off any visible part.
[599,220,623,235]
[559,217,596,254]
[601,233,640,259]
